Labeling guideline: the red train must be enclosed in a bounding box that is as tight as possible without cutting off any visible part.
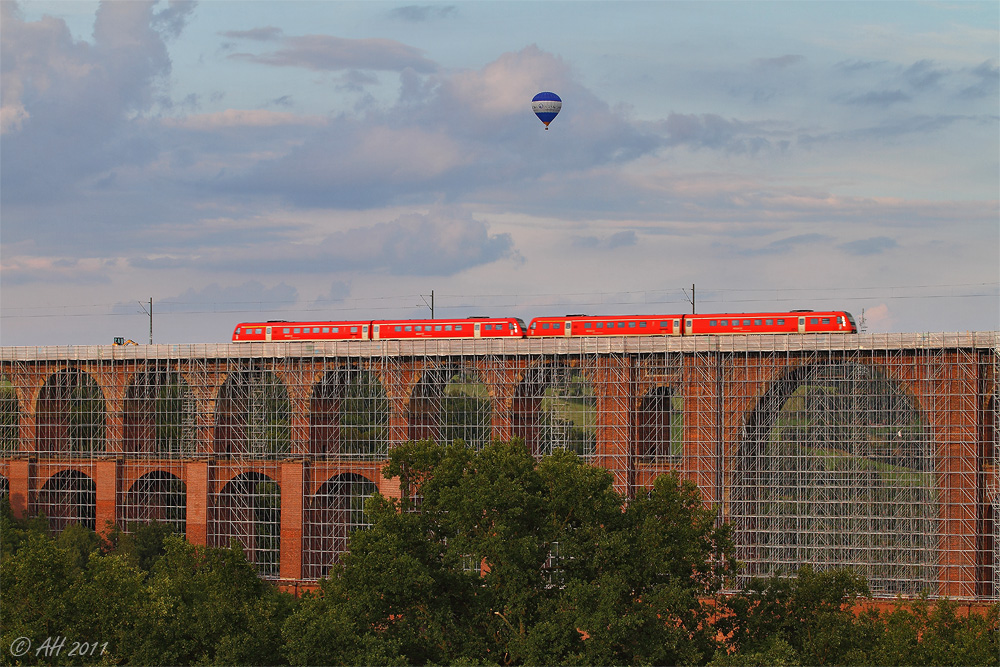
[231,310,856,342]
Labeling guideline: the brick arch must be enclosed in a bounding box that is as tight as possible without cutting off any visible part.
[1,373,18,454]
[34,468,96,532]
[408,361,492,448]
[309,365,389,458]
[209,471,281,578]
[123,365,196,457]
[122,471,186,534]
[35,368,107,456]
[303,472,379,579]
[733,357,936,596]
[512,358,597,458]
[214,365,291,458]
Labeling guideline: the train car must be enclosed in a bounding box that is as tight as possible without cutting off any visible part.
[527,311,857,337]
[682,311,856,335]
[527,314,682,337]
[372,317,527,340]
[232,320,370,342]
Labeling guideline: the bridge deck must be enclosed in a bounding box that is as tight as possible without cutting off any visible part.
[2,331,997,361]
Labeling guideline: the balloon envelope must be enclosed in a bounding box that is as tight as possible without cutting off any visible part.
[531,92,562,128]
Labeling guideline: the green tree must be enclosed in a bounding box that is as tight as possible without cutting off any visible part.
[285,439,734,665]
[714,565,873,666]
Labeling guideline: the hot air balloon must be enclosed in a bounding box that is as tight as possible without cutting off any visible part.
[531,92,562,129]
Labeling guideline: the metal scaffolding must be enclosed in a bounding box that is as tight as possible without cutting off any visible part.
[0,332,996,599]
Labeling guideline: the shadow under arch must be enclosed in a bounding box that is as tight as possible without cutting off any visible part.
[210,471,281,578]
[35,469,96,532]
[408,362,492,449]
[513,359,596,459]
[35,368,106,456]
[303,472,379,579]
[124,366,196,457]
[122,471,186,535]
[214,366,291,458]
[732,358,937,596]
[310,366,389,458]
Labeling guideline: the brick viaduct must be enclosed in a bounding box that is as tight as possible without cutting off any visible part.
[0,333,996,599]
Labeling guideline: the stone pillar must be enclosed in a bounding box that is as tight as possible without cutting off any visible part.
[280,461,305,581]
[185,460,210,546]
[94,459,119,536]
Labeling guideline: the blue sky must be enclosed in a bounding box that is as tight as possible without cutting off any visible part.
[1,0,997,345]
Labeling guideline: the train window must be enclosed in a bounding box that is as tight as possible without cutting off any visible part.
[485,324,492,330]
[822,318,830,324]
[740,320,748,326]
[640,321,647,327]
[660,321,669,327]
[456,325,463,330]
[810,318,819,325]
[395,326,402,332]
[720,320,728,326]
[416,326,424,331]
[350,327,358,333]
[543,323,550,329]
[312,328,319,333]
[255,328,262,334]
[596,323,604,328]
[435,325,443,331]
[283,328,290,334]
[323,327,330,333]
[628,321,636,328]
[445,325,453,331]
[837,316,844,324]
[554,323,561,329]
[709,320,717,326]
[332,327,339,333]
[777,319,784,325]
[754,320,762,326]
[294,328,301,333]
[585,322,593,328]
[765,319,773,326]
[405,326,412,331]
[617,322,625,328]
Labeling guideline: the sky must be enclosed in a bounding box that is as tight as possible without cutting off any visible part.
[1,0,998,346]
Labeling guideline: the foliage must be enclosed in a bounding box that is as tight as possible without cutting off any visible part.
[285,439,735,665]
[0,499,294,666]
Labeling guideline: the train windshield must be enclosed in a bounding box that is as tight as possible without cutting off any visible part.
[844,312,857,328]
[515,318,527,333]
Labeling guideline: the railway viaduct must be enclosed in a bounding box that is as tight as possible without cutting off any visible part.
[0,332,997,600]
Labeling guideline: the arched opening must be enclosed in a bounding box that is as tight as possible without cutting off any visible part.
[513,360,596,458]
[408,364,492,449]
[733,360,936,596]
[1,374,19,454]
[210,472,281,578]
[124,367,196,456]
[214,367,291,458]
[35,469,96,532]
[122,472,186,535]
[35,369,106,456]
[310,367,389,458]
[634,385,682,463]
[303,473,378,579]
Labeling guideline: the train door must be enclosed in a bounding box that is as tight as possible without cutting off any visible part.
[362,325,369,339]
[372,324,380,340]
[564,320,572,336]
[474,322,481,338]
[672,318,681,336]
[684,317,693,335]
[265,326,272,342]
[798,317,806,333]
